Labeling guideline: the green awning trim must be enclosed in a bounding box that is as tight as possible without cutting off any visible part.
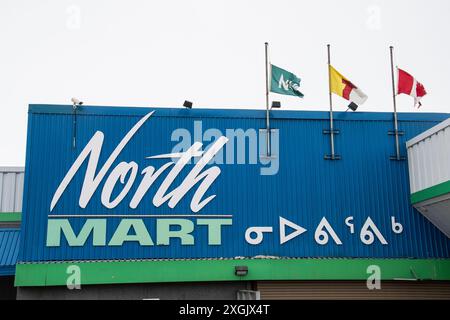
[14,258,450,287]
[0,213,21,222]
[411,180,450,205]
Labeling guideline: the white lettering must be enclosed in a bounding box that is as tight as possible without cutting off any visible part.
[129,163,173,209]
[279,217,307,244]
[245,226,273,245]
[101,161,138,209]
[315,217,342,245]
[391,216,403,234]
[360,217,388,245]
[51,112,227,213]
[50,112,154,211]
[345,216,355,234]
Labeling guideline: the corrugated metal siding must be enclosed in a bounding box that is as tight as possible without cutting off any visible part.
[257,280,450,300]
[407,119,450,193]
[0,167,24,213]
[0,229,20,275]
[19,105,450,262]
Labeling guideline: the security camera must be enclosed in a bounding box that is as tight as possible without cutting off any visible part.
[71,98,83,106]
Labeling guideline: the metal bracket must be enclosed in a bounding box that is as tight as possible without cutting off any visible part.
[389,156,406,161]
[323,129,340,160]
[259,128,277,158]
[324,154,342,161]
[388,130,405,136]
[260,155,278,160]
[388,130,406,161]
[323,129,340,135]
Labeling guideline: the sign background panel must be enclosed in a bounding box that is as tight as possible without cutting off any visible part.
[18,105,450,262]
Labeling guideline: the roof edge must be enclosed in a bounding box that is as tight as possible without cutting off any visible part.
[28,104,450,122]
[406,118,450,147]
[0,167,24,173]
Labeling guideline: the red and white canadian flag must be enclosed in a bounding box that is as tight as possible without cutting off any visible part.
[397,68,427,108]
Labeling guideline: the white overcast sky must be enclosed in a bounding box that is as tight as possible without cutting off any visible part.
[1,0,449,165]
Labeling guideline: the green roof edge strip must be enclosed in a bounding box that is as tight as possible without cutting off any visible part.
[14,258,450,287]
[411,180,450,205]
[0,213,21,222]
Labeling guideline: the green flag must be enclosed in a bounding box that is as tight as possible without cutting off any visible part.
[270,64,304,98]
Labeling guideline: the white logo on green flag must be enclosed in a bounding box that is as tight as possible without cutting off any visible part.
[271,64,304,98]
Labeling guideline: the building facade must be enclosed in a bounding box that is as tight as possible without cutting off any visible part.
[0,167,23,300]
[407,118,450,237]
[9,104,450,299]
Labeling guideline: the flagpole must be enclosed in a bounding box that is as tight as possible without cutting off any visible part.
[265,42,271,157]
[390,46,400,161]
[327,44,335,159]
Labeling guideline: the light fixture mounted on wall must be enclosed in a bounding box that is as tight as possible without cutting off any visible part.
[234,266,248,277]
[271,101,281,109]
[183,100,193,109]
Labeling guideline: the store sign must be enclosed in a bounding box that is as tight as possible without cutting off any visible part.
[45,112,403,249]
[50,112,227,213]
[47,112,234,247]
[21,106,450,261]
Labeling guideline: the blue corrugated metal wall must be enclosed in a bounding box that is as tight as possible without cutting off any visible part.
[0,229,20,275]
[19,105,450,262]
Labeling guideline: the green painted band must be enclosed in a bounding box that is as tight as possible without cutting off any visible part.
[411,180,450,204]
[0,212,21,222]
[14,258,450,287]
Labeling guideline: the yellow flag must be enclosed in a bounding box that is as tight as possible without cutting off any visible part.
[329,65,368,106]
